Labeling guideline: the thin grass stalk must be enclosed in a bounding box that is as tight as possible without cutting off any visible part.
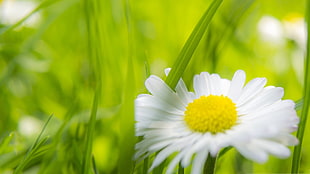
[82,91,99,174]
[143,158,149,174]
[153,160,166,174]
[291,0,310,173]
[14,115,53,174]
[165,0,223,89]
[117,0,136,173]
[82,0,102,173]
[92,155,99,174]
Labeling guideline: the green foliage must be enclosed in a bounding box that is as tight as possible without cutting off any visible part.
[0,0,307,173]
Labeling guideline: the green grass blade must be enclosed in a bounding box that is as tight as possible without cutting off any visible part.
[0,132,14,154]
[117,50,136,173]
[82,90,99,174]
[143,158,149,174]
[92,155,99,174]
[117,0,136,173]
[295,99,303,111]
[203,155,217,174]
[291,1,310,173]
[82,0,102,173]
[153,159,166,174]
[165,0,223,89]
[218,147,232,158]
[178,163,184,174]
[14,115,53,174]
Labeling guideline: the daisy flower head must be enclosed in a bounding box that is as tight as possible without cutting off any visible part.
[135,69,299,174]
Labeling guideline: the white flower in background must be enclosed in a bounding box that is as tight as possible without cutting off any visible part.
[257,14,305,84]
[258,15,284,44]
[135,69,299,174]
[18,116,42,137]
[283,15,306,84]
[0,0,40,26]
[283,14,306,50]
[257,14,306,49]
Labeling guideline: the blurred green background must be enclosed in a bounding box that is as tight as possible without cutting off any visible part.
[0,0,308,173]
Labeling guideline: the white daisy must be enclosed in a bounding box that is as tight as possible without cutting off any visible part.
[135,69,299,174]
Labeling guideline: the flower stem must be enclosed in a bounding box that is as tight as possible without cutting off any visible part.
[204,155,217,174]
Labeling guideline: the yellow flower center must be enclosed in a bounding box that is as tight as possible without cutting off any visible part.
[184,95,237,133]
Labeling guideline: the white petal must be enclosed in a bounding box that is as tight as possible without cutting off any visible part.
[166,151,185,174]
[148,139,176,152]
[191,133,212,152]
[237,77,267,105]
[136,135,175,150]
[176,78,195,103]
[191,149,209,174]
[165,68,171,76]
[180,134,203,167]
[140,128,190,140]
[239,99,295,121]
[227,70,246,102]
[209,133,226,156]
[135,107,182,122]
[194,72,211,97]
[275,134,299,146]
[235,143,268,163]
[135,94,184,115]
[181,134,204,166]
[238,87,284,115]
[209,74,222,95]
[254,139,291,158]
[219,79,231,96]
[150,144,180,170]
[145,75,186,110]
